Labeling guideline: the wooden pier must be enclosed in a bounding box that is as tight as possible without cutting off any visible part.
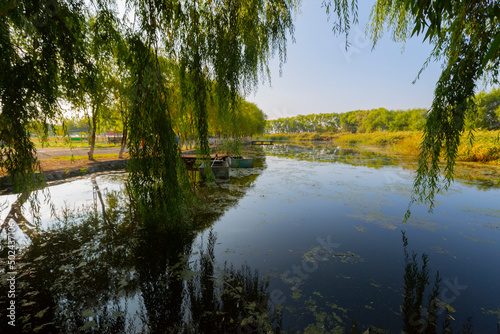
[251,140,274,145]
[181,153,229,165]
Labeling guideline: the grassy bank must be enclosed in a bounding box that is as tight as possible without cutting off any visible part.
[257,130,500,164]
[43,153,129,161]
[31,137,119,148]
[254,132,328,141]
[256,131,419,145]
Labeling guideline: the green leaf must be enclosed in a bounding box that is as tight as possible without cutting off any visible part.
[76,261,87,269]
[482,32,500,69]
[79,321,97,331]
[180,269,200,281]
[82,309,96,317]
[35,307,50,318]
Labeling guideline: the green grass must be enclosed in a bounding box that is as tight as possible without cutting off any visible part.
[457,130,500,163]
[32,137,120,149]
[34,142,119,149]
[257,131,413,144]
[329,131,415,146]
[255,132,331,141]
[43,153,127,161]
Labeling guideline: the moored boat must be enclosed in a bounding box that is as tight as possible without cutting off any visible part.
[199,160,230,179]
[228,156,254,168]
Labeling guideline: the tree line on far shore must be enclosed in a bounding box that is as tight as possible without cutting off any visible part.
[265,88,500,134]
[30,98,266,143]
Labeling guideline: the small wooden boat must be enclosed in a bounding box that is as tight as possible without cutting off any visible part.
[228,156,254,168]
[199,160,229,179]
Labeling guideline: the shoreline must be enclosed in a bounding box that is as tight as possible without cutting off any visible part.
[0,158,128,195]
[256,130,500,165]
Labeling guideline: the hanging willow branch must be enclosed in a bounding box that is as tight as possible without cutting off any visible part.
[368,0,500,219]
[126,33,193,228]
[1,0,88,216]
[123,0,296,227]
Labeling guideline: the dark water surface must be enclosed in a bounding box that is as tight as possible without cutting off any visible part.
[1,142,499,333]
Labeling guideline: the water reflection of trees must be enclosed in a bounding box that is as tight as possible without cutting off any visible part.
[266,143,403,169]
[0,155,276,333]
[3,208,492,333]
[138,227,280,333]
[350,231,497,334]
[400,231,456,334]
[0,206,278,333]
[0,194,138,333]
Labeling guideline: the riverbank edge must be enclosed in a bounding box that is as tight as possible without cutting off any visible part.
[256,130,500,165]
[0,145,226,194]
[0,159,128,194]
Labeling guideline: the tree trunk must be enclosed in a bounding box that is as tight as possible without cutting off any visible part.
[0,191,34,237]
[91,174,109,226]
[88,104,97,160]
[119,120,128,159]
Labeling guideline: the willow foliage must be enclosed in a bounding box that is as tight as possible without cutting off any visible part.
[0,0,89,207]
[122,0,297,226]
[322,0,359,41]
[370,1,500,216]
[1,0,298,227]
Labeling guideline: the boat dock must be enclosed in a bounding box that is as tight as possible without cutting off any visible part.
[251,140,274,145]
[181,153,230,165]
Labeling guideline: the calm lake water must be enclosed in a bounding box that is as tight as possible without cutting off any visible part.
[1,142,499,333]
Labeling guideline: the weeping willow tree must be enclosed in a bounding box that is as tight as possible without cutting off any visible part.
[0,0,87,194]
[369,1,500,217]
[118,0,299,226]
[0,0,298,226]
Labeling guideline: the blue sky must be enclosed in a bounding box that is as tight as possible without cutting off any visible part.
[246,1,444,120]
